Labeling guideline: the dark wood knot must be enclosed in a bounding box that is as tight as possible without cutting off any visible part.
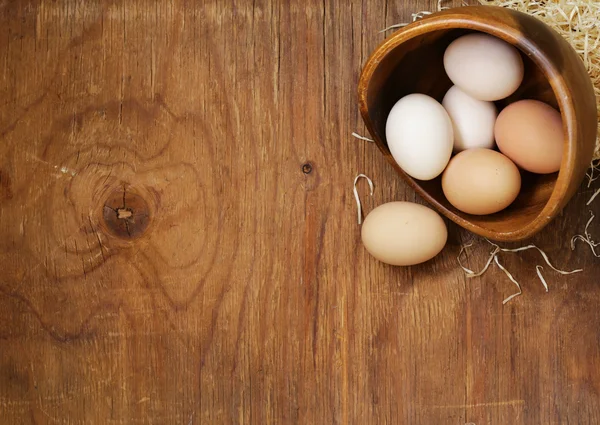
[102,187,150,239]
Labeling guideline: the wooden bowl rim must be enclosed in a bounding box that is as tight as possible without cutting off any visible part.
[358,6,578,242]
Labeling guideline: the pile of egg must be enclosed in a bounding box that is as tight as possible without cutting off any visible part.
[387,33,564,214]
[361,33,564,267]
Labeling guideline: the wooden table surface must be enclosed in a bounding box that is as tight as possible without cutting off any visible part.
[1,1,600,424]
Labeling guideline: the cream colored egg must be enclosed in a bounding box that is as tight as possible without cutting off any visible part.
[444,33,524,101]
[442,149,521,215]
[442,85,497,152]
[361,202,448,266]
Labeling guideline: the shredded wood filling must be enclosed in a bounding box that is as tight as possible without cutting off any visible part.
[458,240,582,304]
[353,174,374,225]
[571,211,600,257]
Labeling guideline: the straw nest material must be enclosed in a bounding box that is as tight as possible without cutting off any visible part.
[479,0,600,160]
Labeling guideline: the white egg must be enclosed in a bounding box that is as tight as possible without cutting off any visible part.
[443,33,524,101]
[442,85,497,152]
[385,93,454,181]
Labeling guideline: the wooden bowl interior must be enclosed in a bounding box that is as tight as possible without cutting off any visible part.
[364,28,561,235]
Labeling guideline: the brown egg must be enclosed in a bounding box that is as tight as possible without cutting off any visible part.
[361,202,447,266]
[442,148,521,215]
[494,100,563,174]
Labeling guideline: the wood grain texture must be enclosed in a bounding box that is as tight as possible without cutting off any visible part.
[0,1,599,424]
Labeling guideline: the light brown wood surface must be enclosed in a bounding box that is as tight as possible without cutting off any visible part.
[1,1,599,424]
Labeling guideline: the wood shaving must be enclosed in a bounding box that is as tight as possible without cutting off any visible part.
[571,211,600,257]
[479,0,600,160]
[380,0,447,33]
[536,266,549,292]
[458,239,582,304]
[588,188,600,205]
[353,174,374,225]
[586,159,600,187]
[458,242,499,276]
[351,132,374,143]
[574,162,600,256]
[380,23,409,33]
[494,255,523,304]
[495,243,583,276]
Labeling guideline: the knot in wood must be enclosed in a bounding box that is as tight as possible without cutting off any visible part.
[102,187,150,239]
[302,163,313,174]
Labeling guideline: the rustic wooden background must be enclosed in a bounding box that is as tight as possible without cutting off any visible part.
[1,1,600,424]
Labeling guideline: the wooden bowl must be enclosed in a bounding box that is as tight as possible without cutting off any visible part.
[358,6,597,242]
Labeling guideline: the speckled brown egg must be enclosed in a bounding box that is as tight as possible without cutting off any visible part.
[442,148,521,215]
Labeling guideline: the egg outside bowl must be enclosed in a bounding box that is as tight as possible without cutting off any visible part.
[358,6,597,242]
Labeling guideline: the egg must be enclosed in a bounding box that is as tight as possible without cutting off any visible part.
[361,202,447,266]
[495,99,563,174]
[442,85,497,152]
[444,33,524,101]
[442,149,521,215]
[385,93,453,181]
